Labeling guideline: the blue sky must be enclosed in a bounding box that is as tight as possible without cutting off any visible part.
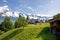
[0,0,60,16]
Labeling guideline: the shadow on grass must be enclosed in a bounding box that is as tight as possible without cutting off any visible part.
[36,27,56,40]
[1,29,23,40]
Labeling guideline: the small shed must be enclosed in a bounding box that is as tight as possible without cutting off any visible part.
[49,18,60,34]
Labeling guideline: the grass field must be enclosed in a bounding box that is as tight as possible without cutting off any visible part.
[0,23,56,40]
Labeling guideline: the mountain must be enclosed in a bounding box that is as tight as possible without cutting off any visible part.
[0,13,53,24]
[0,6,53,24]
[0,16,18,24]
[26,14,53,20]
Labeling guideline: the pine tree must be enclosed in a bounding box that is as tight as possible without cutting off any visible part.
[14,15,27,28]
[0,16,13,32]
[26,15,29,23]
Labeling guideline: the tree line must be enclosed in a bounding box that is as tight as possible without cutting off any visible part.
[0,13,60,32]
[0,15,29,32]
[53,13,60,19]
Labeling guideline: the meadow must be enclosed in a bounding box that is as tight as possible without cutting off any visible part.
[0,23,56,40]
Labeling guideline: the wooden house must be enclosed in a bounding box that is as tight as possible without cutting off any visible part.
[49,18,60,34]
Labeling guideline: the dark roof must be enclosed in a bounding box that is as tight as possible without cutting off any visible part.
[49,18,60,23]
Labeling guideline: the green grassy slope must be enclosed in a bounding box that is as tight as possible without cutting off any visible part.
[0,23,56,40]
[0,28,23,40]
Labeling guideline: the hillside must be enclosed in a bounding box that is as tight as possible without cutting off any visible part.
[0,23,56,40]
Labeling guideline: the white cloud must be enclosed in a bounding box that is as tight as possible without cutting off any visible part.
[47,0,60,15]
[36,13,53,17]
[5,11,12,16]
[27,6,34,11]
[13,12,19,17]
[0,5,19,17]
[0,5,9,13]
[1,11,19,17]
[0,7,4,13]
[3,5,9,11]
[3,0,7,2]
[28,7,32,9]
[35,0,60,16]
[1,14,5,16]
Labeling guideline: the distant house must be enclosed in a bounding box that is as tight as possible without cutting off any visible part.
[28,18,41,24]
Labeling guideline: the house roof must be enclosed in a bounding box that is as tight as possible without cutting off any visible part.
[49,18,60,23]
